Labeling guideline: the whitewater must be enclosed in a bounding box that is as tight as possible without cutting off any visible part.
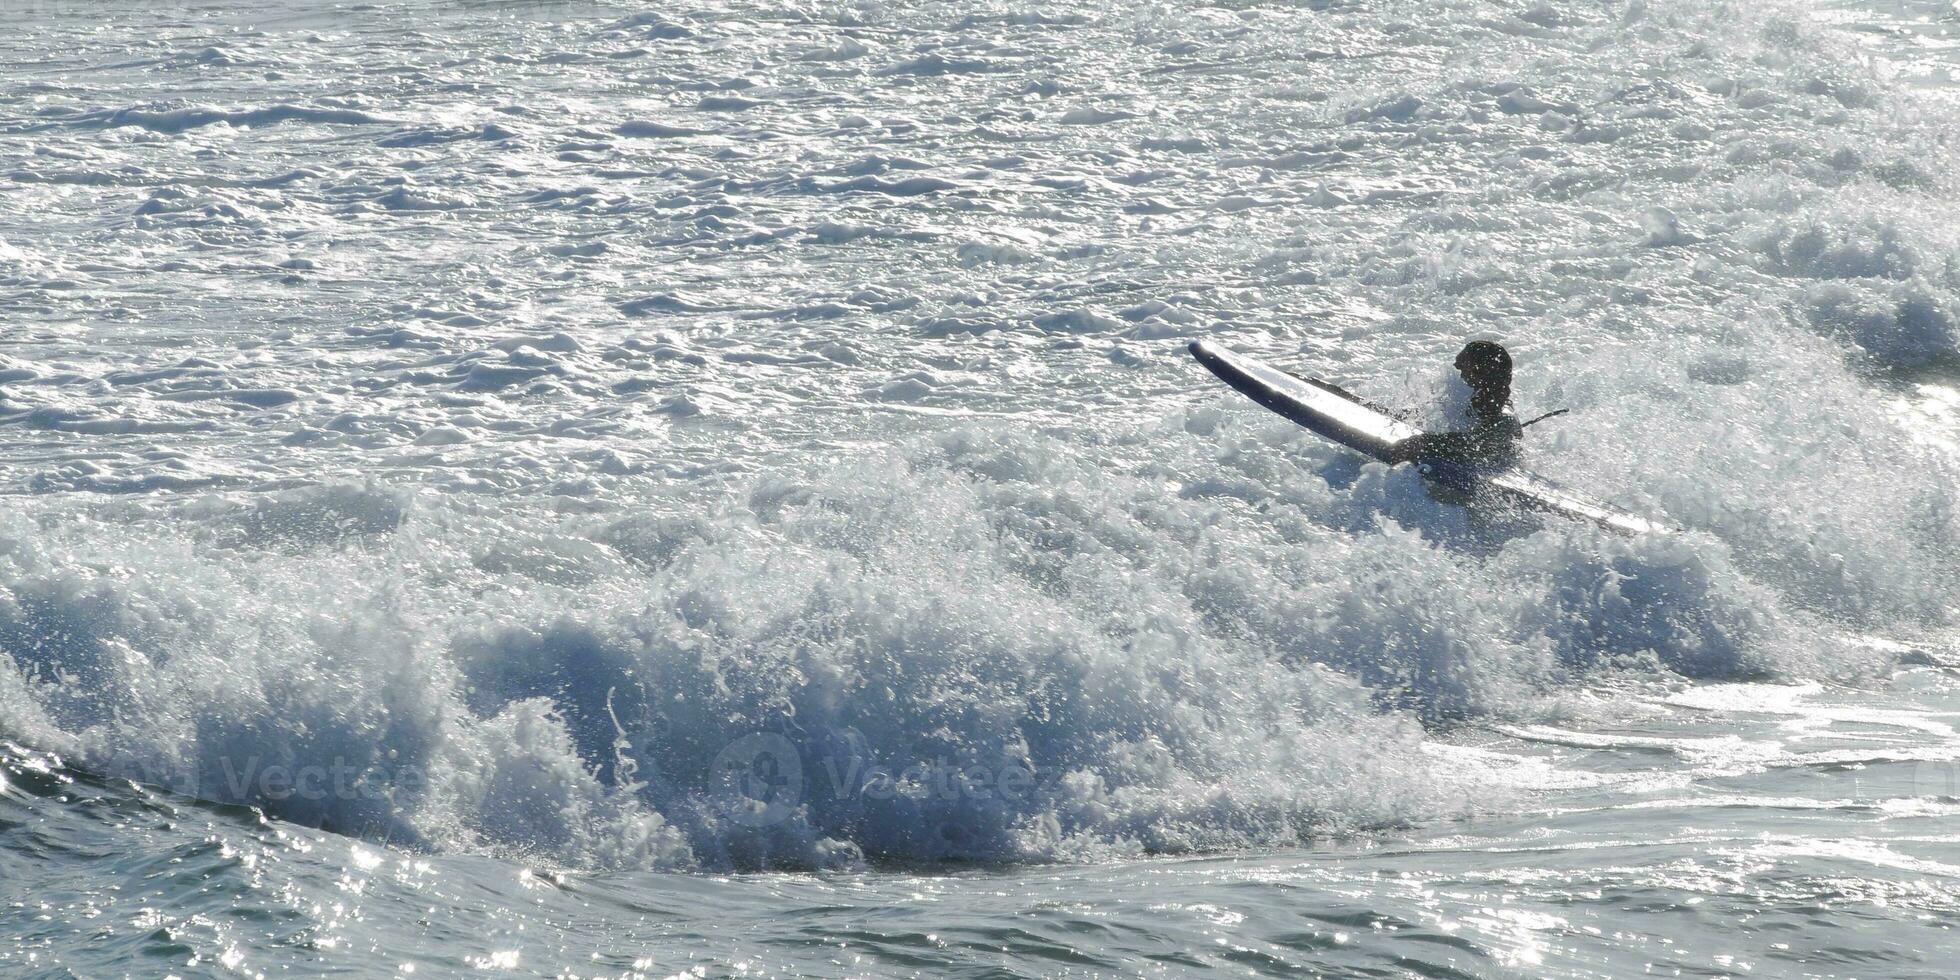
[2,0,1958,975]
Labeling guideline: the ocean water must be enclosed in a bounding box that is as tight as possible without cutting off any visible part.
[2,0,1958,975]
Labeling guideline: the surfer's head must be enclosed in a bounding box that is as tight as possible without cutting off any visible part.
[1454,340,1511,417]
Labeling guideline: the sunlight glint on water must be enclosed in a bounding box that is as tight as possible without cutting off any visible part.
[1,0,1958,975]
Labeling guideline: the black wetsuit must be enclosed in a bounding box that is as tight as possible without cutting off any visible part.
[1389,409,1523,501]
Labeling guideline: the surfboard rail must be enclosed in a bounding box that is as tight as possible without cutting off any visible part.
[1189,339,1418,461]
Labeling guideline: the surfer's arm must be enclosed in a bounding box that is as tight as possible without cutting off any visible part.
[1388,430,1488,467]
[1386,435,1426,464]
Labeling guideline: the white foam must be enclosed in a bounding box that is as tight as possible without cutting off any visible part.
[1,0,1957,871]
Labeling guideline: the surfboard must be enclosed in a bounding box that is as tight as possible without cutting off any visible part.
[1189,340,1666,536]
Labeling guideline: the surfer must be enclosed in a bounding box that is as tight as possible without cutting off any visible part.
[1189,339,1658,534]
[1386,340,1523,476]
